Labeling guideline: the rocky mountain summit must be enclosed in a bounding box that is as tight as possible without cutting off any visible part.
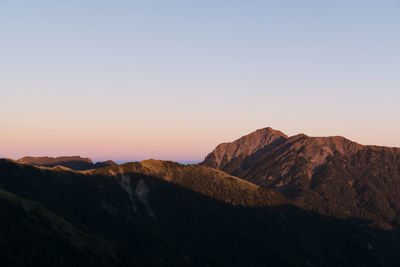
[203,127,288,169]
[202,127,400,229]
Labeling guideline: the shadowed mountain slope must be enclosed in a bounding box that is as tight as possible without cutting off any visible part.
[0,158,399,266]
[201,127,400,229]
[0,185,116,267]
[18,156,117,171]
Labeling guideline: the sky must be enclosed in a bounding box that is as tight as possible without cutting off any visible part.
[1,0,399,162]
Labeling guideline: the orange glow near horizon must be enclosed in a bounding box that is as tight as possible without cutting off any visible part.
[2,119,400,163]
[1,1,399,162]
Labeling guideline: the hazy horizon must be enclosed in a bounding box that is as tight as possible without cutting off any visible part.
[3,125,400,163]
[1,1,399,162]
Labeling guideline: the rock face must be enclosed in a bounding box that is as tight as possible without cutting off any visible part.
[18,156,117,171]
[203,127,288,169]
[201,127,400,229]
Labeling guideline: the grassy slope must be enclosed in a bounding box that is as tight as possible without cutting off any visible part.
[0,158,399,266]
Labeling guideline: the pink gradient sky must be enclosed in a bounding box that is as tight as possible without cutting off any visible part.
[1,1,399,162]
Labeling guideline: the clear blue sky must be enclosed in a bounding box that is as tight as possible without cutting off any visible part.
[1,0,399,162]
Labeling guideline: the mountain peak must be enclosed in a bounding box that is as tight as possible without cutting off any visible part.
[201,127,400,229]
[202,127,288,169]
[251,127,288,139]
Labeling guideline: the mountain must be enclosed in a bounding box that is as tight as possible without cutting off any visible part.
[17,156,117,171]
[94,160,119,169]
[0,158,399,266]
[201,127,400,229]
[0,176,116,266]
[203,127,288,169]
[91,159,290,207]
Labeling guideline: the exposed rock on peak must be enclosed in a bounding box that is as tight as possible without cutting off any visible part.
[202,127,288,169]
[201,127,400,229]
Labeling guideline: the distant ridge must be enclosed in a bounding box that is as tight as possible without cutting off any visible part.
[18,156,117,171]
[202,127,400,229]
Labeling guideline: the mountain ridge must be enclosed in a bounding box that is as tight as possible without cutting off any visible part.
[201,127,400,229]
[90,159,291,208]
[203,127,288,169]
[17,156,117,171]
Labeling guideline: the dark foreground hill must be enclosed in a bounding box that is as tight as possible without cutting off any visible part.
[18,156,117,171]
[0,158,399,266]
[0,187,116,266]
[201,127,400,229]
